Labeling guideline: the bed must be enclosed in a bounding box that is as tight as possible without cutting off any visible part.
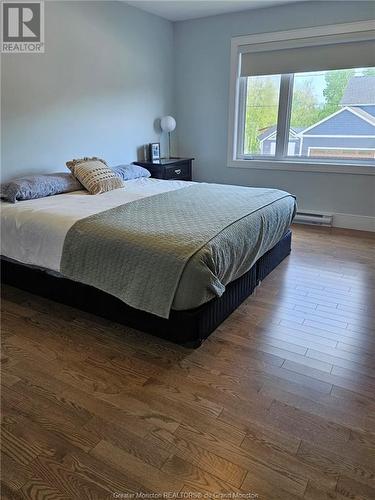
[1,177,295,347]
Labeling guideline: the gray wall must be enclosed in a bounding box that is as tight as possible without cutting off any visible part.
[174,1,375,217]
[1,1,174,181]
[2,0,375,218]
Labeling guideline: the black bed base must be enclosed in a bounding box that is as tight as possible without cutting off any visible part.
[1,231,291,347]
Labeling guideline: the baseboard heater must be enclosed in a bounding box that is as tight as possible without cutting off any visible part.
[294,211,333,227]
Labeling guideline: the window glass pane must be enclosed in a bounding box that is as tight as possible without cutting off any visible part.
[288,68,375,161]
[243,75,281,156]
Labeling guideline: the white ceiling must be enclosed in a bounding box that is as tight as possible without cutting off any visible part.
[126,1,300,22]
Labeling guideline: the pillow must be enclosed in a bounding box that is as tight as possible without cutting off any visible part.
[112,164,151,181]
[1,172,83,203]
[66,157,124,195]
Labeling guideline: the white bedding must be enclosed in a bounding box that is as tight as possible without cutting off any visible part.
[1,177,192,272]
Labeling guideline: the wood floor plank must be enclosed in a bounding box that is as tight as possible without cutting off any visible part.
[143,360,274,420]
[20,478,73,500]
[141,377,224,418]
[1,480,26,500]
[1,370,21,388]
[7,358,180,438]
[83,416,171,469]
[216,333,333,372]
[162,454,243,494]
[349,427,375,452]
[337,341,375,356]
[158,418,303,492]
[279,320,375,349]
[330,385,375,418]
[241,471,303,500]
[217,331,310,356]
[303,482,347,500]
[146,428,247,488]
[336,475,375,500]
[266,400,351,449]
[250,324,339,349]
[1,453,34,492]
[2,224,375,498]
[260,383,375,433]
[25,454,113,499]
[297,441,375,488]
[281,360,375,399]
[61,449,154,496]
[92,439,240,494]
[240,457,307,497]
[60,384,181,437]
[306,347,375,372]
[331,365,375,386]
[5,386,100,455]
[260,362,334,394]
[316,304,375,323]
[1,427,47,467]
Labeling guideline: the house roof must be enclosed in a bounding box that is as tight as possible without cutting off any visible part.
[350,106,375,126]
[297,106,375,136]
[341,76,375,106]
[258,125,303,141]
[360,106,375,118]
[258,126,277,141]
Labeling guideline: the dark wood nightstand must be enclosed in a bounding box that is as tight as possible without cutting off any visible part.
[133,157,194,181]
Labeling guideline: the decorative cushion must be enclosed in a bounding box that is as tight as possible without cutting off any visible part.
[112,164,151,181]
[1,173,83,203]
[66,157,124,195]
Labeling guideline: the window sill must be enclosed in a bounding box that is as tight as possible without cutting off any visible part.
[227,158,375,175]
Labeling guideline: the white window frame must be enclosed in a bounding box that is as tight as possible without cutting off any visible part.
[227,20,375,175]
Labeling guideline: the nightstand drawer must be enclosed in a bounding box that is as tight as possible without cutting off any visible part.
[164,162,190,180]
[133,158,194,181]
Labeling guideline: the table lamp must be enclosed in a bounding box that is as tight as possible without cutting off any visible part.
[160,115,176,159]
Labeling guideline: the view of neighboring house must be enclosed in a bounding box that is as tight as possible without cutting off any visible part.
[258,126,303,156]
[260,76,375,159]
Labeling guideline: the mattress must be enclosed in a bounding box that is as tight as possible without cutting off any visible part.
[1,177,295,312]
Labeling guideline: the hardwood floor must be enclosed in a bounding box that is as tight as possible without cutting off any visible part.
[1,224,375,500]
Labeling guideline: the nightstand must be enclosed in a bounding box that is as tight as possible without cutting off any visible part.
[133,157,194,181]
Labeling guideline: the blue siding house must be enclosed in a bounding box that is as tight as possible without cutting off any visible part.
[298,106,375,159]
[260,76,375,159]
[259,126,302,155]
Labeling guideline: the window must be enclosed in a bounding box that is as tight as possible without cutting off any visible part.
[242,75,281,156]
[228,22,375,173]
[238,68,375,162]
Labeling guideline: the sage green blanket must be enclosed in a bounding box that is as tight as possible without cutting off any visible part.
[61,183,295,318]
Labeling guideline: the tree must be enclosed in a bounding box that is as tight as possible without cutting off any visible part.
[319,68,355,118]
[244,77,321,153]
[244,76,279,154]
[290,79,320,128]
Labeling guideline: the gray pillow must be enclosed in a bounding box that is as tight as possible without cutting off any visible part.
[1,172,83,203]
[112,164,151,181]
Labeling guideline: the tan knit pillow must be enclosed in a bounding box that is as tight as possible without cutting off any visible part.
[66,157,124,195]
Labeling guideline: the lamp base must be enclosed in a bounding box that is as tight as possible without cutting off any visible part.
[167,131,171,159]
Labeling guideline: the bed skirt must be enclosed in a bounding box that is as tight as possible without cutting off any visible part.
[1,230,291,347]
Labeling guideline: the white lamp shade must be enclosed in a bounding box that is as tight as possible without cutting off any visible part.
[160,115,176,133]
